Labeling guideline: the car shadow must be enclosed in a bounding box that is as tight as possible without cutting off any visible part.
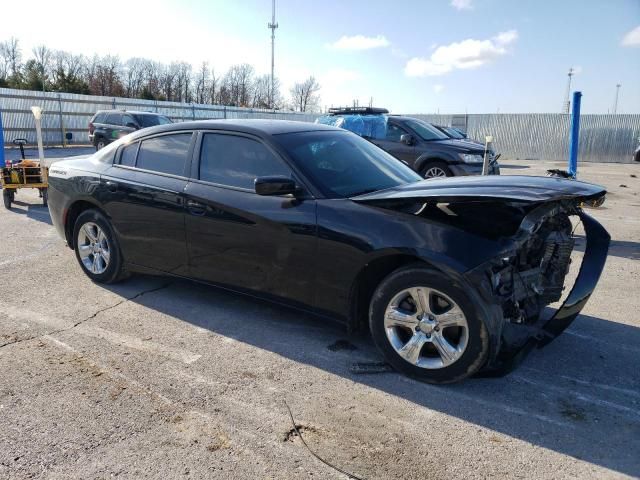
[498,163,530,170]
[102,275,640,477]
[6,200,53,225]
[574,234,640,260]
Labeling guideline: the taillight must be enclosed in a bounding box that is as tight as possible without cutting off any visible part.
[89,121,94,134]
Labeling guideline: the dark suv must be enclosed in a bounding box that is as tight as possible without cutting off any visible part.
[318,108,500,178]
[89,110,172,150]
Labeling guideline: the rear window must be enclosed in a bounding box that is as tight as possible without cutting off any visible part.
[136,133,192,176]
[133,114,173,128]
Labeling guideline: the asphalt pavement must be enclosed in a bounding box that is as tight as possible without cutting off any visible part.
[0,158,638,479]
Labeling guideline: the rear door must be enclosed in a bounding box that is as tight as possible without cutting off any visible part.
[104,112,124,143]
[102,132,194,275]
[184,131,317,306]
[371,122,416,164]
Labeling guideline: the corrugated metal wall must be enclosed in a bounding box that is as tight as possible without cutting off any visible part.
[0,88,318,146]
[1,88,639,163]
[412,113,640,163]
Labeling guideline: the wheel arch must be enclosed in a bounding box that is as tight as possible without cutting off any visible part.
[414,154,452,174]
[347,254,444,332]
[64,199,110,249]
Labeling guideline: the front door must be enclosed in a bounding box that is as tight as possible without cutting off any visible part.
[371,122,416,164]
[184,131,317,306]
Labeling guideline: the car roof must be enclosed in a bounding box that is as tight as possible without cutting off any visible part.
[95,110,168,116]
[128,119,340,139]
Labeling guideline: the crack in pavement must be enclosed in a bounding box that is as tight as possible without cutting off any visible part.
[0,282,173,350]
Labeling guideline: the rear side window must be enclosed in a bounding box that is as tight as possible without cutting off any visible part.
[106,113,122,125]
[199,134,291,189]
[137,133,192,176]
[119,142,138,167]
[93,112,108,123]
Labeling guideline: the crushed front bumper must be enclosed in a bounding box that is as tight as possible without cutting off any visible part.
[478,210,610,377]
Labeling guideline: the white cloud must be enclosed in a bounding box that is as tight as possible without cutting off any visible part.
[621,25,640,47]
[404,30,518,77]
[450,0,473,10]
[328,34,390,51]
[433,84,445,93]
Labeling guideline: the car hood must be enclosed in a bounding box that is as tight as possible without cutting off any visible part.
[428,138,487,154]
[352,175,606,204]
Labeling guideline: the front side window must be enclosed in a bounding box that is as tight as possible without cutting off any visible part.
[136,133,192,176]
[274,130,421,198]
[385,123,407,142]
[199,134,292,190]
[134,114,173,128]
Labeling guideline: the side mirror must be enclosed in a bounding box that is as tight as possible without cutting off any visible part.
[126,122,138,129]
[255,176,298,196]
[400,134,414,146]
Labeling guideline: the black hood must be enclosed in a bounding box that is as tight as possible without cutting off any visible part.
[352,175,606,204]
[428,138,487,154]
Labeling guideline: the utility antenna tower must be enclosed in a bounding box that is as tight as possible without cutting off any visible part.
[562,68,574,113]
[268,0,278,109]
[613,84,621,114]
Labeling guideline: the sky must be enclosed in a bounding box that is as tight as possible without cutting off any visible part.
[2,0,639,113]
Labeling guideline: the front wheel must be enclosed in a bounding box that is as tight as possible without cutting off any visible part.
[369,266,489,384]
[41,188,48,207]
[73,209,127,284]
[421,162,452,179]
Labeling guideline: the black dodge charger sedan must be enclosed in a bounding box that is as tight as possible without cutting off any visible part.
[47,120,610,383]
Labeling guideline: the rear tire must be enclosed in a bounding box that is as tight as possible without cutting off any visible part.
[94,138,106,151]
[421,162,452,179]
[73,209,127,284]
[369,265,489,384]
[3,190,13,209]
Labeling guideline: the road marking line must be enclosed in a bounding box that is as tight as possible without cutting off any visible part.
[75,325,202,364]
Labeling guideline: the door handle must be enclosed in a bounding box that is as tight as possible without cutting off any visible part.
[186,199,206,216]
[105,181,119,192]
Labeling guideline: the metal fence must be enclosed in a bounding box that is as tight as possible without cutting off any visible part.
[412,113,640,163]
[0,87,318,146]
[1,88,639,163]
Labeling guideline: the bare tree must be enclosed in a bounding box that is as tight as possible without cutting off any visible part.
[290,76,321,112]
[123,57,147,98]
[32,45,52,91]
[4,37,22,77]
[194,61,210,104]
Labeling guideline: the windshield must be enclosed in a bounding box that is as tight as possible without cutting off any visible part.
[404,119,449,141]
[133,114,173,128]
[274,130,421,198]
[441,126,465,139]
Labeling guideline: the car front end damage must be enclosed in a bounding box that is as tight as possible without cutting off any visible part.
[353,175,610,376]
[464,201,610,376]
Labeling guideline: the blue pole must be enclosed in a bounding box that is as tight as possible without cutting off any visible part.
[568,91,582,178]
[0,108,5,168]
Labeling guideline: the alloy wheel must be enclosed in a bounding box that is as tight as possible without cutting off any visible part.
[424,166,448,179]
[77,222,111,274]
[384,287,468,369]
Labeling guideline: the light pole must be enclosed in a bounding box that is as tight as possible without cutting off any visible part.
[562,68,574,113]
[613,84,621,114]
[268,0,278,109]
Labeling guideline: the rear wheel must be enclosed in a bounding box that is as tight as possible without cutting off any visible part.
[73,209,127,283]
[369,266,489,383]
[421,162,452,179]
[3,190,13,209]
[94,138,106,151]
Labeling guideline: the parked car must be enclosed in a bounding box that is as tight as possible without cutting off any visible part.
[88,110,172,150]
[634,140,640,162]
[47,120,609,383]
[318,108,500,179]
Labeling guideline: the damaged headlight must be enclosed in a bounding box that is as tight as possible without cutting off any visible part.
[459,153,484,164]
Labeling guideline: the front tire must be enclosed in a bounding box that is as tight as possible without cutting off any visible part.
[369,266,489,384]
[421,162,452,179]
[73,209,127,284]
